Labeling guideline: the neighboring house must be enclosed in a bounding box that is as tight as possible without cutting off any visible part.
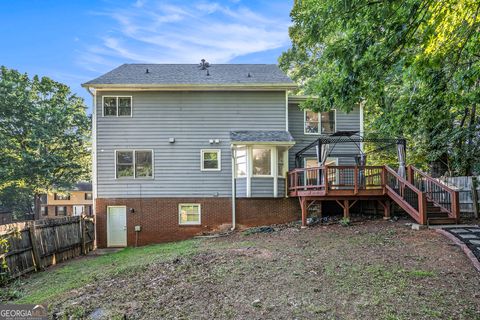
[41,183,93,218]
[82,62,362,247]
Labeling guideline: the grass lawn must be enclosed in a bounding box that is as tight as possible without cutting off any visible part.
[2,219,480,319]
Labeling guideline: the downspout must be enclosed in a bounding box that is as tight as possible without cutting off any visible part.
[230,146,236,230]
[84,87,97,248]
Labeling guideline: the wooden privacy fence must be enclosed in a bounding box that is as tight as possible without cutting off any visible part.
[0,216,94,279]
[439,176,480,214]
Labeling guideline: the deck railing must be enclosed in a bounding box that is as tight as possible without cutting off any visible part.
[288,165,384,194]
[408,165,459,221]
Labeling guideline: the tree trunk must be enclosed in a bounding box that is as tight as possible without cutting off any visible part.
[33,193,41,220]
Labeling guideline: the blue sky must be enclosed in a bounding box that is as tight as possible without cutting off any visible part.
[0,0,293,112]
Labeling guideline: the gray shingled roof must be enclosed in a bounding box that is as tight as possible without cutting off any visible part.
[230,131,295,143]
[73,182,92,192]
[83,64,294,86]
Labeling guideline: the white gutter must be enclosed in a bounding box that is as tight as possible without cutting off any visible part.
[81,83,298,91]
[230,146,236,230]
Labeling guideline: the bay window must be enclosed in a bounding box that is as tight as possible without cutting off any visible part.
[235,148,247,177]
[252,148,271,176]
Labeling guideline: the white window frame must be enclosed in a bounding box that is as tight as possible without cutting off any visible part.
[251,147,274,178]
[235,147,247,178]
[178,203,201,225]
[103,96,133,117]
[114,149,154,179]
[200,149,221,171]
[304,109,337,135]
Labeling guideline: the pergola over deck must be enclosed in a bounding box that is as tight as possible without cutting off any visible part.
[288,132,459,227]
[294,131,407,176]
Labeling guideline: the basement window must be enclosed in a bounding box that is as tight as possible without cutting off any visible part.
[178,204,201,225]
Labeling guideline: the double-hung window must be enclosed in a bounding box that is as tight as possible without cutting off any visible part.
[54,193,70,200]
[103,96,132,117]
[116,150,153,179]
[201,150,221,171]
[304,110,336,134]
[178,204,201,225]
[56,206,66,216]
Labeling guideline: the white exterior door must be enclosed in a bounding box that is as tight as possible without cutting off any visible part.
[107,206,127,247]
[73,205,84,216]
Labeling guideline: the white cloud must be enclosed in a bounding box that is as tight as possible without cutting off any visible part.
[78,0,291,70]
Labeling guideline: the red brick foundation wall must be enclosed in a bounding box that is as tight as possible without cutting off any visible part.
[95,197,300,248]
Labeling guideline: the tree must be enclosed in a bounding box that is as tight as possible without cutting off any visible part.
[0,66,91,218]
[280,0,480,176]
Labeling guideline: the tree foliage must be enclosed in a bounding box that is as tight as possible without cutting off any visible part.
[280,0,480,176]
[0,66,91,213]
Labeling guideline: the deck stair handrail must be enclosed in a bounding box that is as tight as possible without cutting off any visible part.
[384,166,427,224]
[408,165,460,221]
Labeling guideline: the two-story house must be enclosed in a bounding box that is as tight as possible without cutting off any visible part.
[82,62,362,247]
[40,182,93,218]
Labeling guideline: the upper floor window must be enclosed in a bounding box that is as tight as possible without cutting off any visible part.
[201,149,221,171]
[54,193,70,200]
[252,148,271,176]
[103,96,132,117]
[304,110,336,134]
[85,192,93,200]
[116,150,153,179]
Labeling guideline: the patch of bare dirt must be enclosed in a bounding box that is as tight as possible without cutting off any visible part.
[50,219,480,319]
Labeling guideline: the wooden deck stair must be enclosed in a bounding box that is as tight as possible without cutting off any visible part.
[288,165,460,227]
[425,200,457,225]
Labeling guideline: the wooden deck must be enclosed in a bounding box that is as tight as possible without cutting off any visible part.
[288,165,460,226]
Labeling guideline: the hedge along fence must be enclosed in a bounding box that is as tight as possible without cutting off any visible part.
[0,216,94,281]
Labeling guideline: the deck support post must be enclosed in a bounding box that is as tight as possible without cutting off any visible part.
[379,199,391,220]
[343,199,350,219]
[300,197,308,227]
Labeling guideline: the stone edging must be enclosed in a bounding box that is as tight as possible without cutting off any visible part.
[436,229,480,272]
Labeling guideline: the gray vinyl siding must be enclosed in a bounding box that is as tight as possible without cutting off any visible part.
[96,91,286,198]
[251,178,274,197]
[235,177,284,198]
[235,178,247,197]
[288,103,361,169]
[278,178,285,197]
